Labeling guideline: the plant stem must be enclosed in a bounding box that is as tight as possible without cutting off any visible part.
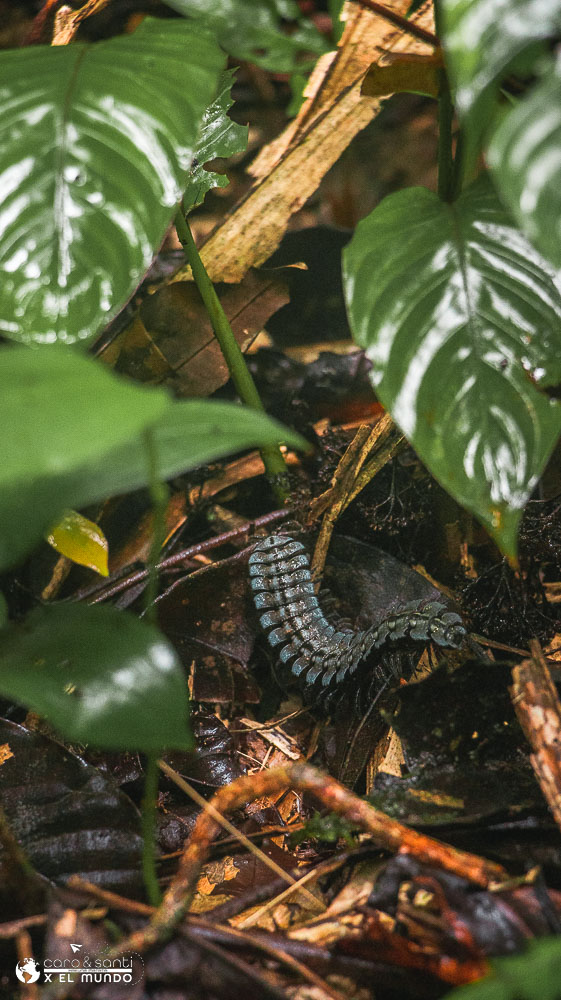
[140,428,167,907]
[437,68,454,202]
[141,753,162,907]
[174,207,290,504]
[143,427,169,623]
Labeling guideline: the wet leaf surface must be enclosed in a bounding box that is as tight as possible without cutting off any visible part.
[0,345,168,569]
[0,719,144,899]
[0,18,225,344]
[0,603,191,750]
[1,343,304,570]
[488,53,561,269]
[343,175,561,557]
[441,0,561,142]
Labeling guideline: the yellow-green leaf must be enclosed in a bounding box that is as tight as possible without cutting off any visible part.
[46,509,109,576]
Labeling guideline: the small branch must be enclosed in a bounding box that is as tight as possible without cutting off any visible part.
[68,877,347,1000]
[351,0,438,47]
[174,208,290,504]
[108,761,506,959]
[510,641,561,831]
[0,914,47,940]
[71,507,292,604]
[158,759,323,913]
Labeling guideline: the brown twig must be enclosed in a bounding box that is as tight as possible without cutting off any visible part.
[510,640,561,830]
[158,759,324,913]
[67,877,347,1000]
[107,762,506,960]
[23,0,61,44]
[70,507,292,603]
[351,0,439,47]
[0,914,47,940]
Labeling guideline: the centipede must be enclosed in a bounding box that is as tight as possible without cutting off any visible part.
[249,534,466,709]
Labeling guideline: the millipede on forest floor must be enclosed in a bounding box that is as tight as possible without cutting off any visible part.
[249,534,466,710]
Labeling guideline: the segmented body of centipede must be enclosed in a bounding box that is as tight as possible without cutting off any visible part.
[249,534,466,707]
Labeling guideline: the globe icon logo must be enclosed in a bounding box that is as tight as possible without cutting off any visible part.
[15,958,40,984]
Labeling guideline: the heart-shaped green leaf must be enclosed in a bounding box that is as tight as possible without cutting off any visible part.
[0,18,224,346]
[1,346,305,569]
[488,54,561,268]
[441,0,561,141]
[343,176,561,558]
[0,604,191,750]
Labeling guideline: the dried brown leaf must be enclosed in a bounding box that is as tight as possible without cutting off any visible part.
[105,269,288,397]
[168,0,435,285]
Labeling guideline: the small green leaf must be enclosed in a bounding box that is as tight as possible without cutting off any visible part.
[183,69,248,213]
[162,0,328,73]
[1,346,306,569]
[0,18,225,345]
[443,936,561,1000]
[343,175,561,558]
[441,0,561,142]
[0,604,191,751]
[46,509,109,576]
[488,54,561,268]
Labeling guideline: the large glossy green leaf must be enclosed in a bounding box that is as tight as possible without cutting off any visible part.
[183,69,248,213]
[162,0,328,73]
[97,400,306,499]
[488,54,561,268]
[0,18,224,346]
[343,176,561,558]
[441,0,561,139]
[0,604,191,750]
[0,346,170,568]
[0,347,305,568]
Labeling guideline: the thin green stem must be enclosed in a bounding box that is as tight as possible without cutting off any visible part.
[437,68,454,203]
[143,427,169,624]
[141,753,162,907]
[434,0,456,204]
[140,428,167,907]
[174,207,290,504]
